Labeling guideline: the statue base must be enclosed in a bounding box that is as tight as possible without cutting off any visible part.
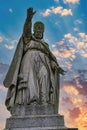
[4,104,78,130]
[5,115,77,130]
[4,114,78,130]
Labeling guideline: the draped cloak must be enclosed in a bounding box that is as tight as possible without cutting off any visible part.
[3,37,24,110]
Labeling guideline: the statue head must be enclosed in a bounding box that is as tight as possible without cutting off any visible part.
[33,21,44,39]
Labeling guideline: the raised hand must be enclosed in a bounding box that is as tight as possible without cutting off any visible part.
[27,8,36,20]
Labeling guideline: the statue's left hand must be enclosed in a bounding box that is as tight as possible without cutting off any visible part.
[51,61,59,71]
[57,67,66,75]
[51,61,65,75]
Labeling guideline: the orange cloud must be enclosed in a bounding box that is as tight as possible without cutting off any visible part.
[75,109,87,130]
[71,98,82,104]
[64,85,79,95]
[0,104,10,130]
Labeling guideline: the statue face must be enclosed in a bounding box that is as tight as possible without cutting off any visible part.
[34,30,43,39]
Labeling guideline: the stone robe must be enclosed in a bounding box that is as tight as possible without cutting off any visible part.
[3,37,59,111]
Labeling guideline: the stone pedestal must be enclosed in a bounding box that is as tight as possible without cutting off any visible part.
[4,104,78,130]
[5,114,77,130]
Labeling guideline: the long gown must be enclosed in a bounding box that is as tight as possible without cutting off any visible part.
[15,39,55,105]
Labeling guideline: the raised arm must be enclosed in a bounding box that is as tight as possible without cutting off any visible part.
[23,8,36,44]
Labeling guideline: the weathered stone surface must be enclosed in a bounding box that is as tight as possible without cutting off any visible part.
[4,114,78,130]
[4,127,78,130]
[11,103,58,116]
[5,115,64,129]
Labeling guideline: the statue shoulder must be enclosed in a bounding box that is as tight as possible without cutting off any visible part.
[43,41,49,48]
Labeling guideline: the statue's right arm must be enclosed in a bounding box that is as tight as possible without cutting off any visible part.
[22,8,36,44]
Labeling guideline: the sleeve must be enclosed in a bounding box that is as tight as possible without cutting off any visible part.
[22,17,32,44]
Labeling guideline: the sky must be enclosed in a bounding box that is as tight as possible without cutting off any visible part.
[0,0,87,130]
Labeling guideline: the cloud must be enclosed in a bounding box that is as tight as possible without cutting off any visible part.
[42,9,51,17]
[79,32,87,41]
[62,69,87,96]
[73,27,79,32]
[54,0,59,2]
[59,72,87,130]
[60,9,72,16]
[77,80,87,96]
[4,40,17,50]
[52,6,63,14]
[64,85,79,95]
[75,19,82,24]
[69,107,81,119]
[53,47,76,59]
[63,0,80,4]
[41,6,73,17]
[0,84,7,92]
[77,42,84,48]
[4,44,14,50]
[0,36,3,42]
[62,96,82,105]
[64,33,78,41]
[0,104,10,129]
[9,8,13,13]
[63,32,87,57]
[58,40,64,45]
[75,108,87,130]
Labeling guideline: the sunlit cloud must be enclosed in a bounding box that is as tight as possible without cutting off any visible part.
[51,6,63,14]
[9,8,13,13]
[75,109,87,130]
[58,40,64,45]
[63,0,80,4]
[41,6,73,17]
[60,48,76,58]
[0,104,10,130]
[53,47,76,59]
[63,32,87,57]
[64,61,72,69]
[71,98,82,104]
[69,107,81,119]
[62,96,82,105]
[77,42,84,48]
[64,85,79,95]
[79,32,87,41]
[4,44,14,50]
[41,9,51,17]
[62,105,87,130]
[0,36,3,42]
[81,53,87,57]
[60,9,72,16]
[64,33,78,42]
[4,40,17,50]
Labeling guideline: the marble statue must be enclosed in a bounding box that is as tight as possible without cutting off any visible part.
[3,8,64,114]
